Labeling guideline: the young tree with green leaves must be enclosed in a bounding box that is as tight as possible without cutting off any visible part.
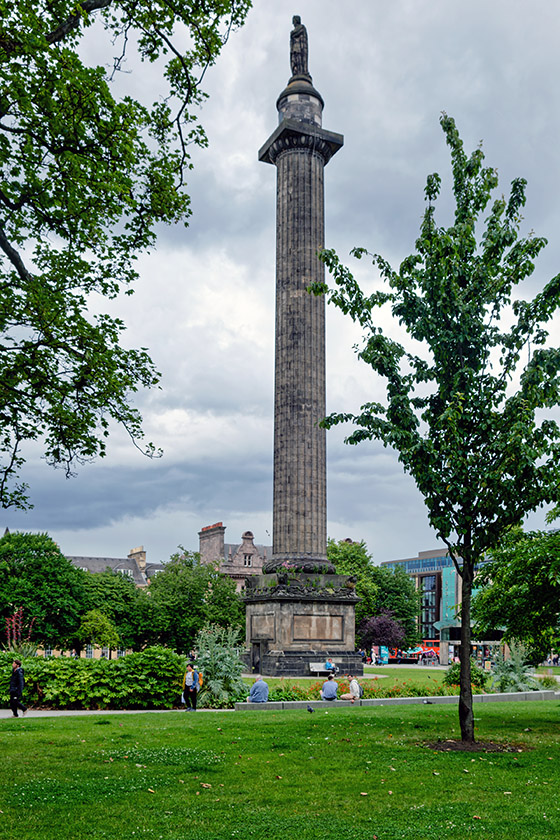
[83,569,152,651]
[0,0,252,509]
[315,115,560,742]
[473,528,560,664]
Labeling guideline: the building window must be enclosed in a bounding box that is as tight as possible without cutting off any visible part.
[86,644,93,659]
[243,555,252,567]
[117,648,126,659]
[44,646,52,659]
[419,574,440,639]
[118,568,133,577]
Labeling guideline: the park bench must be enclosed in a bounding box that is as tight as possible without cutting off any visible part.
[309,662,339,676]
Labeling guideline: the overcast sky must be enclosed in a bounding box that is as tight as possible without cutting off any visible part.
[5,1,560,564]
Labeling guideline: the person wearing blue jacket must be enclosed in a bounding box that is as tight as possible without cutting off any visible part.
[247,675,269,703]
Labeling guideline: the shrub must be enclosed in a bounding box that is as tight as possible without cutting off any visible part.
[443,658,489,692]
[0,646,185,710]
[194,624,246,709]
[491,643,539,693]
[536,674,558,690]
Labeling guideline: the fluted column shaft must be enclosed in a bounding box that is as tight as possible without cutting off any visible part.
[273,146,327,562]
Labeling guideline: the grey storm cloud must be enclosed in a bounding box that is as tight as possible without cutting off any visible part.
[10,0,560,562]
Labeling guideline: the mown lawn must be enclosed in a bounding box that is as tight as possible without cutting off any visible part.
[256,666,447,691]
[1,700,559,839]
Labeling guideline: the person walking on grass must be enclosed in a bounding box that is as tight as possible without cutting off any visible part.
[183,663,199,712]
[9,659,27,718]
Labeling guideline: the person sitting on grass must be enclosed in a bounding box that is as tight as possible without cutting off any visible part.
[340,675,361,704]
[247,675,269,703]
[320,673,338,701]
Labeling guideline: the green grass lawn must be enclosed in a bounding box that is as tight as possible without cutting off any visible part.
[256,667,447,692]
[1,700,559,840]
[537,665,560,675]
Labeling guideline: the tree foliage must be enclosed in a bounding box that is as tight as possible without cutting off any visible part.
[0,0,252,508]
[0,530,87,646]
[327,537,419,647]
[83,568,151,650]
[473,528,560,663]
[316,115,560,741]
[359,611,406,649]
[146,550,244,653]
[77,608,119,650]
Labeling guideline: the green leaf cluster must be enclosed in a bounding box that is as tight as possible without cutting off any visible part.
[0,645,185,709]
[473,528,560,663]
[0,0,252,508]
[0,530,87,646]
[77,609,119,649]
[146,550,245,653]
[82,568,152,650]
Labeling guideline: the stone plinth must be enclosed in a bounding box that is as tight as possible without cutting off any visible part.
[243,571,362,676]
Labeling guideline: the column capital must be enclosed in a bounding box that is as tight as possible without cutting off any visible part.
[259,120,344,167]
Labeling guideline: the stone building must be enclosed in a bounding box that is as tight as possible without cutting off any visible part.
[198,522,272,592]
[68,545,164,588]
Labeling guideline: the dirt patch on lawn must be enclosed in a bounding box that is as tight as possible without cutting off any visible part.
[425,739,531,753]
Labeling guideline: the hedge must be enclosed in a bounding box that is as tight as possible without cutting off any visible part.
[0,647,186,710]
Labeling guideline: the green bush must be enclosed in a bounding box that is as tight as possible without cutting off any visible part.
[194,625,247,709]
[491,644,539,693]
[0,647,186,710]
[442,658,490,692]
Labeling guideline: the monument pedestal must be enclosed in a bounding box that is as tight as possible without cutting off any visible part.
[243,571,362,677]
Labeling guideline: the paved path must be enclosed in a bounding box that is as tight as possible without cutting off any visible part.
[1,707,233,719]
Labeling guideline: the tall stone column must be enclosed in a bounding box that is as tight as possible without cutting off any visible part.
[259,16,343,572]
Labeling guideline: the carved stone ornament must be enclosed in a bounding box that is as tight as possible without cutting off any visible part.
[267,129,335,166]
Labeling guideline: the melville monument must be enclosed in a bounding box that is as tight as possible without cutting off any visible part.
[243,17,362,677]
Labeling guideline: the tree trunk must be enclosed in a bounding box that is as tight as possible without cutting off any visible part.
[459,557,474,743]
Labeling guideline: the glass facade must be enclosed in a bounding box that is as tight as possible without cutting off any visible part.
[419,575,439,639]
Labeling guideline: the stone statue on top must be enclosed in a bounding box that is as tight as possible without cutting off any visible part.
[290,15,310,79]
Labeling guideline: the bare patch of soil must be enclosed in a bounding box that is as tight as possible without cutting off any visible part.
[425,739,530,753]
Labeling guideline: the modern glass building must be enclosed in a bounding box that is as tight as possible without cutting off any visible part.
[382,548,502,665]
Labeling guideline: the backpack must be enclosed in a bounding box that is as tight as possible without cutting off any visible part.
[198,671,203,688]
[358,683,364,698]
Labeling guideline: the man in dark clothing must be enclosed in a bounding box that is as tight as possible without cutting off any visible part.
[9,659,27,717]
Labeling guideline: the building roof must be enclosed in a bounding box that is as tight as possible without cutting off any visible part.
[67,554,165,587]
